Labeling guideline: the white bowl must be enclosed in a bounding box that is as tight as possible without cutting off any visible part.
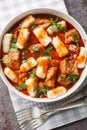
[0,8,87,102]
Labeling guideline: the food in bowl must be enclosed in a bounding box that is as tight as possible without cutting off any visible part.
[1,13,87,99]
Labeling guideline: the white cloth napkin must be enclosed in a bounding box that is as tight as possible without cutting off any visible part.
[0,0,87,130]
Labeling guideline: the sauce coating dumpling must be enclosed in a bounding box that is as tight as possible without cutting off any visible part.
[20,57,37,72]
[33,27,51,46]
[77,47,87,68]
[47,86,66,99]
[16,28,30,49]
[21,15,35,28]
[4,67,18,82]
[25,77,38,97]
[36,57,50,79]
[36,65,48,79]
[3,33,12,53]
[52,36,68,57]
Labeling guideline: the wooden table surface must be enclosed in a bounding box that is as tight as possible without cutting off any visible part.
[0,0,87,130]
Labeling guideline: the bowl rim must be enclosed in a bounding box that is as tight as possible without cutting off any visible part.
[0,8,87,103]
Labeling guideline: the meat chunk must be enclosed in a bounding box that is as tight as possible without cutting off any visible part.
[36,18,51,28]
[59,58,79,76]
[72,62,79,76]
[65,29,80,44]
[60,58,67,74]
[68,44,80,54]
[66,59,79,75]
[29,44,45,58]
[50,60,59,67]
[13,28,20,40]
[66,60,75,74]
[9,50,20,60]
[58,60,79,87]
[45,67,57,88]
[2,50,21,70]
[18,72,29,84]
[57,74,72,86]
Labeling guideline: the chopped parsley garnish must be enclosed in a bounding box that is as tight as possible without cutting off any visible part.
[11,39,17,43]
[16,83,27,91]
[28,71,35,78]
[45,56,52,61]
[32,21,38,29]
[34,85,49,98]
[75,39,79,44]
[39,85,49,98]
[72,33,78,38]
[33,86,40,97]
[50,17,66,33]
[31,47,40,54]
[72,33,79,45]
[68,74,79,82]
[60,75,66,81]
[22,57,28,63]
[10,43,18,49]
[44,45,53,55]
[34,86,40,92]
[50,17,58,26]
[57,23,67,32]
[41,85,49,95]
[57,24,62,32]
[10,41,18,52]
[10,48,18,52]
[22,49,28,55]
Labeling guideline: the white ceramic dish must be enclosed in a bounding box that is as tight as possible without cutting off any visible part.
[0,8,87,102]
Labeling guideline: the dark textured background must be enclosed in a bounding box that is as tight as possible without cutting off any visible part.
[65,0,87,32]
[0,0,87,130]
